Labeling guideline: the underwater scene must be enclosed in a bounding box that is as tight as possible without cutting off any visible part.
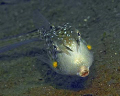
[0,0,120,96]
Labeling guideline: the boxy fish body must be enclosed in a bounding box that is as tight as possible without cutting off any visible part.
[40,23,93,77]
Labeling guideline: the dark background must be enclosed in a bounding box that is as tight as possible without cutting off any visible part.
[0,0,120,95]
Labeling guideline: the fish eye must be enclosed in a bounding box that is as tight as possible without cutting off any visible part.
[53,45,57,50]
[50,26,52,29]
[77,32,81,37]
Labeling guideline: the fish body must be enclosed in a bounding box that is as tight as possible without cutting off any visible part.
[42,23,93,77]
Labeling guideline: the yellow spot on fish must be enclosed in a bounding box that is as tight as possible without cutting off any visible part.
[53,61,58,68]
[87,45,92,50]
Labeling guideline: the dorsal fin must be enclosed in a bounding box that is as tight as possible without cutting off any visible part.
[32,9,51,31]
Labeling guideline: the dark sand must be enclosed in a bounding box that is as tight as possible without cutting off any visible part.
[0,0,120,95]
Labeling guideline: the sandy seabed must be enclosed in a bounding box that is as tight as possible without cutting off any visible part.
[0,0,120,96]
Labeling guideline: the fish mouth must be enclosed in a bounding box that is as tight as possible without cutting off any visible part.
[80,70,89,77]
[79,66,89,77]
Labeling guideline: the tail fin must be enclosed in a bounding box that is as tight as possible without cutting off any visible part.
[0,38,40,54]
[0,10,50,54]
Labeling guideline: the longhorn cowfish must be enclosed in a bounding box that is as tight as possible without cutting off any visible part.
[0,11,93,77]
[39,22,93,77]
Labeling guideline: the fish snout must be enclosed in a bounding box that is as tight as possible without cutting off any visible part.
[78,66,89,77]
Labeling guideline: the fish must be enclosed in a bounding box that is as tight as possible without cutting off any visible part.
[0,10,93,77]
[40,23,93,77]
